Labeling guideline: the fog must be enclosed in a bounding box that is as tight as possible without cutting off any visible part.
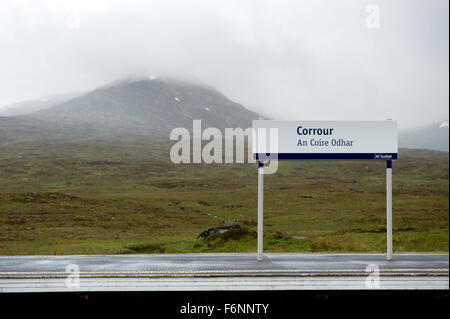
[0,0,448,129]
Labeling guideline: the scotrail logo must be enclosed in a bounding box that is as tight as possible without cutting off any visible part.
[374,154,392,160]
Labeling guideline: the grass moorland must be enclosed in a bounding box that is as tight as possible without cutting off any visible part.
[0,140,448,255]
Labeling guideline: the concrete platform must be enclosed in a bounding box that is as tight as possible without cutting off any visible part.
[0,253,447,292]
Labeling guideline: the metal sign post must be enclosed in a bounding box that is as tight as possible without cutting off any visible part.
[386,160,393,260]
[257,161,264,261]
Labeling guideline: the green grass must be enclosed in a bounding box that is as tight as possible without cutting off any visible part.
[0,140,448,255]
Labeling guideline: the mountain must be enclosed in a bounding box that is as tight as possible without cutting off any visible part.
[0,78,263,143]
[399,122,449,152]
[2,78,447,151]
[0,93,80,117]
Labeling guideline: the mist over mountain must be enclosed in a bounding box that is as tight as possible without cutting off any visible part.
[399,122,449,152]
[0,78,448,152]
[0,93,79,116]
[0,78,262,143]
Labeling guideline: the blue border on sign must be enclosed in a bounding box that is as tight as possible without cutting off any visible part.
[254,153,398,160]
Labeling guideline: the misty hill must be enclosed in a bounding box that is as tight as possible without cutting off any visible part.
[399,122,449,152]
[0,93,79,117]
[1,78,448,152]
[0,79,262,143]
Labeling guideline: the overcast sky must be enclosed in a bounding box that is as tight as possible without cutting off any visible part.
[0,0,448,129]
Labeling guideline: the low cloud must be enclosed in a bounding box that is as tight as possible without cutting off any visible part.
[0,0,448,130]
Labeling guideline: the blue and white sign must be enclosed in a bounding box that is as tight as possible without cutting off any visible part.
[253,120,398,160]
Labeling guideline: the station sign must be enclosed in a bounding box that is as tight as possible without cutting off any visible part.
[253,120,398,160]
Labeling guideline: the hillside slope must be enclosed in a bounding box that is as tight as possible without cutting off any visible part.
[0,79,262,143]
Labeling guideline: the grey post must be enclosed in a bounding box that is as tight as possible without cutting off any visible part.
[257,161,264,261]
[386,160,393,260]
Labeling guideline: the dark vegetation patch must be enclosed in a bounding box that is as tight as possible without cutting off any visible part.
[242,219,257,227]
[84,160,123,166]
[0,192,79,203]
[198,201,210,206]
[125,243,165,254]
[197,224,241,240]
[224,204,243,209]
[194,228,257,250]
